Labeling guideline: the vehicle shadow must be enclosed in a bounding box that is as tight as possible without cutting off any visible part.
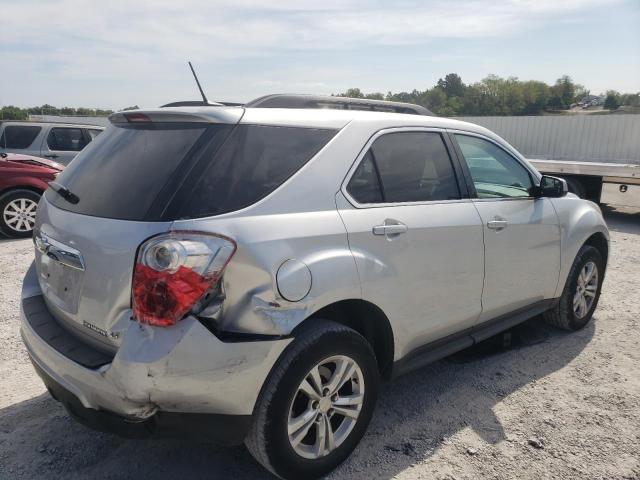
[0,317,594,480]
[601,205,640,235]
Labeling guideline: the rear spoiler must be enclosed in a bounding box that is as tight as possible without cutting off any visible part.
[109,108,243,125]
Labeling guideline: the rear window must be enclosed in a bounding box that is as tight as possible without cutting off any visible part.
[177,125,337,218]
[45,123,212,220]
[1,125,42,149]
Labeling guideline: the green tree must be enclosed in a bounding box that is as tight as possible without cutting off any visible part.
[0,106,28,120]
[437,73,465,98]
[548,75,576,109]
[604,91,621,110]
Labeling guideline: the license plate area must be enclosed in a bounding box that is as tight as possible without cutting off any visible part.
[39,252,84,314]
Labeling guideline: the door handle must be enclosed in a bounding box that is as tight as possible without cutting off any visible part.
[487,218,509,231]
[372,221,408,237]
[44,154,59,159]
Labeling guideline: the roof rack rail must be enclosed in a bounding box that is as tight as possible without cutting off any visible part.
[245,94,434,116]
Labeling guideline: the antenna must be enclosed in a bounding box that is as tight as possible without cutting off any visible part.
[188,61,209,105]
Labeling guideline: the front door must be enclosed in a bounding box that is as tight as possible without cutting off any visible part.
[452,133,561,322]
[337,129,485,358]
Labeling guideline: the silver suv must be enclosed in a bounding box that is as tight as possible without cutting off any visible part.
[0,121,104,165]
[20,98,608,479]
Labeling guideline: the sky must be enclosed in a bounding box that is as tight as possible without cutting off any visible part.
[1,0,639,109]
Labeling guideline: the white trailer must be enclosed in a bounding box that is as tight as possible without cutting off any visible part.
[460,115,640,208]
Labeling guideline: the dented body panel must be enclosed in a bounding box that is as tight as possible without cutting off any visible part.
[21,263,291,417]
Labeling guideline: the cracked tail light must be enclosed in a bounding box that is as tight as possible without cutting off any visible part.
[132,232,236,327]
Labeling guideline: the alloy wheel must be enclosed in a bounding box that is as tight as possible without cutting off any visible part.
[3,198,37,233]
[574,261,598,319]
[287,355,365,459]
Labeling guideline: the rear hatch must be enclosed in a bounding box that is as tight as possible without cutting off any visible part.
[34,108,242,351]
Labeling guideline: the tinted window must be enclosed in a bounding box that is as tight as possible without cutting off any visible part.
[346,151,383,203]
[87,129,103,140]
[47,128,87,151]
[368,132,460,203]
[0,126,41,149]
[179,125,337,218]
[46,123,211,220]
[455,134,533,198]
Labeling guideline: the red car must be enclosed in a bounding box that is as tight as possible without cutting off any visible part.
[0,152,63,238]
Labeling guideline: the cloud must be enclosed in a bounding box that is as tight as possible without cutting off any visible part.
[0,0,628,106]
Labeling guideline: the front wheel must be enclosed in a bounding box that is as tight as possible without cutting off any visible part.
[544,245,604,330]
[245,320,379,480]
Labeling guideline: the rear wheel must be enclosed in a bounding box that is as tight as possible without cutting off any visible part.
[245,319,379,480]
[544,245,604,330]
[0,189,41,238]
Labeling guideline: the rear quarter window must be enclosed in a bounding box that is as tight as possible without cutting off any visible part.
[177,125,337,218]
[1,126,42,149]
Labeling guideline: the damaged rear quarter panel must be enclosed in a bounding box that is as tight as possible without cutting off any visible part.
[173,209,361,336]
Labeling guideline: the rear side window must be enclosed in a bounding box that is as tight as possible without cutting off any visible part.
[347,132,460,204]
[87,128,103,140]
[0,126,42,149]
[347,151,383,203]
[46,123,211,220]
[179,125,337,218]
[47,127,87,151]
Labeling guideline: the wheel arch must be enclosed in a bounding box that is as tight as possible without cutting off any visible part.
[295,299,395,379]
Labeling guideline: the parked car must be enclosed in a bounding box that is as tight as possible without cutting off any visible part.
[0,152,63,238]
[20,98,608,480]
[0,121,104,165]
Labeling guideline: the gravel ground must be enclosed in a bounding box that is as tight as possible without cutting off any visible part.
[0,205,639,480]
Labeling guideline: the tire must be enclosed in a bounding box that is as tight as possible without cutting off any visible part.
[0,189,41,238]
[245,319,380,480]
[565,177,586,199]
[544,245,604,331]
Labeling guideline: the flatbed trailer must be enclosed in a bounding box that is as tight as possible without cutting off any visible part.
[529,159,640,208]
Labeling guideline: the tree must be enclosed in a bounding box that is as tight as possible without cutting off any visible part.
[0,106,28,120]
[548,75,576,109]
[604,91,621,110]
[437,73,465,98]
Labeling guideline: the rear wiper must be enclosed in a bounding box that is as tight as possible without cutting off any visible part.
[49,182,80,205]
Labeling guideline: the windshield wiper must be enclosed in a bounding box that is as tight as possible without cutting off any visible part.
[49,182,80,205]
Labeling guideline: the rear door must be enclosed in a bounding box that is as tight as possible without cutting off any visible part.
[451,132,561,322]
[338,129,484,358]
[41,127,88,164]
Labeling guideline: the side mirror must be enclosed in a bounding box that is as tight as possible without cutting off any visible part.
[532,175,568,198]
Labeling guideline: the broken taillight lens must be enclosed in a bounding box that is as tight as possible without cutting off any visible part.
[132,232,236,327]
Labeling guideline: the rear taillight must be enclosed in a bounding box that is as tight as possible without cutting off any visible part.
[132,232,236,327]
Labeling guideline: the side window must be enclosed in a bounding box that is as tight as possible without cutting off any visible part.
[346,151,383,203]
[0,126,42,149]
[87,129,102,140]
[455,134,533,199]
[362,131,460,203]
[47,128,87,151]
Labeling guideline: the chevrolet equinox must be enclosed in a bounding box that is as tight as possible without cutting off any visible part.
[20,97,609,479]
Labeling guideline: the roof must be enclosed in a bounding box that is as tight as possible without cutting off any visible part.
[113,106,492,136]
[0,120,105,129]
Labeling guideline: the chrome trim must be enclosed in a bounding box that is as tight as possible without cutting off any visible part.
[34,233,85,271]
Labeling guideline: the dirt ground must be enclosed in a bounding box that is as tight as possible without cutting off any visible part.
[0,205,639,480]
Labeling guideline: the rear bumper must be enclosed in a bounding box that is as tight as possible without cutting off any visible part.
[20,262,291,432]
[31,358,251,444]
